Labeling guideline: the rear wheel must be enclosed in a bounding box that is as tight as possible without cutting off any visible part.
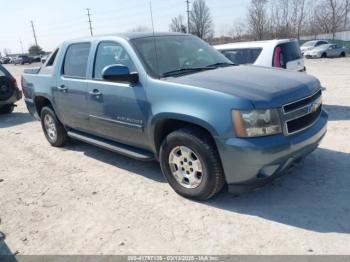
[40,106,68,147]
[340,52,346,57]
[0,104,14,114]
[159,126,225,200]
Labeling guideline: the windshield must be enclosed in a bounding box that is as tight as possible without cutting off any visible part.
[302,41,316,47]
[131,35,232,78]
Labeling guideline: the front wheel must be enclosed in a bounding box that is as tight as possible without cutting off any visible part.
[40,106,68,147]
[340,52,346,57]
[321,52,327,58]
[159,127,225,200]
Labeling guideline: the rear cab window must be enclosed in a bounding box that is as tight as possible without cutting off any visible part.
[221,48,262,64]
[273,42,302,69]
[46,49,59,67]
[63,43,91,79]
[40,49,60,75]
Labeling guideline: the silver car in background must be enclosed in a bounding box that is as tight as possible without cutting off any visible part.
[300,40,329,55]
[304,44,348,58]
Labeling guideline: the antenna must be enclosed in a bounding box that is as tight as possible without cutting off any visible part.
[149,1,160,78]
[186,0,190,34]
[86,8,93,36]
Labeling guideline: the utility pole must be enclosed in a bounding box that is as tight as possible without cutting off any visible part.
[86,8,93,36]
[30,20,38,46]
[186,0,190,34]
[19,39,24,54]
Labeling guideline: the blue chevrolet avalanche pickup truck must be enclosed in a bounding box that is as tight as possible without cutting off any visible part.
[22,33,328,200]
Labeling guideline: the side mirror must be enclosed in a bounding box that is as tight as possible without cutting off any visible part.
[102,64,139,85]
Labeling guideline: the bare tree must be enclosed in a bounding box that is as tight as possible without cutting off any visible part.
[292,0,307,39]
[189,0,214,40]
[228,19,246,40]
[345,0,350,29]
[314,0,348,37]
[247,0,269,40]
[169,15,187,33]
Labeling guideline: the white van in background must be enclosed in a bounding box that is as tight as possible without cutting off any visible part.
[215,39,306,72]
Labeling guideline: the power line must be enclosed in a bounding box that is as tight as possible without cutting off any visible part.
[87,8,93,36]
[186,0,191,33]
[30,20,38,46]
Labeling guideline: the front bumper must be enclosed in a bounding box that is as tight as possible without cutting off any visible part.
[215,110,328,194]
[305,53,322,58]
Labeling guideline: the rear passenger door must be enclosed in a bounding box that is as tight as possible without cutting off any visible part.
[54,43,91,132]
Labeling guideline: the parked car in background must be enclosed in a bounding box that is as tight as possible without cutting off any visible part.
[31,55,42,62]
[22,33,327,200]
[0,57,11,64]
[13,55,33,65]
[0,64,22,114]
[215,39,306,72]
[300,40,329,55]
[304,44,348,58]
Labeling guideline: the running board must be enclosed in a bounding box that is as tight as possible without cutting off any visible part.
[67,131,155,161]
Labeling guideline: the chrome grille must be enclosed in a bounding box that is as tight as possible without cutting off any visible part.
[282,90,323,135]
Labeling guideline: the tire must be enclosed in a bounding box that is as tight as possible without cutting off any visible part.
[40,106,68,147]
[321,52,327,58]
[340,52,346,57]
[0,104,14,114]
[159,126,225,200]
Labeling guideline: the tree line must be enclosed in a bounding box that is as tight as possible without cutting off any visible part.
[169,0,350,42]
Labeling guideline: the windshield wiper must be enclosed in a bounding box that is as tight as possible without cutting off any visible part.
[162,67,216,77]
[206,62,236,68]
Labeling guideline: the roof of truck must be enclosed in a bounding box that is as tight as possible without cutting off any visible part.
[65,32,189,43]
[215,39,297,50]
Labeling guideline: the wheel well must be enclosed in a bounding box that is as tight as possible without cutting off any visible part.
[154,119,215,155]
[34,96,52,117]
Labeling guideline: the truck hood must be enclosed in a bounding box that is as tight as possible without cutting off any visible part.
[165,65,321,109]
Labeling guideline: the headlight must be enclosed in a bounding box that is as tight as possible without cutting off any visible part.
[232,109,282,137]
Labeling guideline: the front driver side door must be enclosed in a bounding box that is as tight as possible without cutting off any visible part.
[86,41,149,149]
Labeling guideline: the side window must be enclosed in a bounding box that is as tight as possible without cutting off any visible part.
[94,42,136,80]
[46,49,59,67]
[63,43,91,78]
[222,48,262,64]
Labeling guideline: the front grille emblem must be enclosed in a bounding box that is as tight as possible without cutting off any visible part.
[309,100,322,114]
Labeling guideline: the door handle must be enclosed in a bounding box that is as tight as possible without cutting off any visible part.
[89,89,102,97]
[57,85,68,92]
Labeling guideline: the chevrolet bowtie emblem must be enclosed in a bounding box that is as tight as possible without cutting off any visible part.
[310,100,322,113]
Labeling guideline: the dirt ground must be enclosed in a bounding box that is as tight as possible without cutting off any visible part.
[0,58,350,255]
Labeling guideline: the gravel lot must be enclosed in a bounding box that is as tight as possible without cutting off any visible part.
[0,59,350,255]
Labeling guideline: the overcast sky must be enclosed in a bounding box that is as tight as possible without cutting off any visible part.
[0,0,250,54]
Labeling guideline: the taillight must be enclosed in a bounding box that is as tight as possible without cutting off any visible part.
[11,77,20,90]
[273,47,282,68]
